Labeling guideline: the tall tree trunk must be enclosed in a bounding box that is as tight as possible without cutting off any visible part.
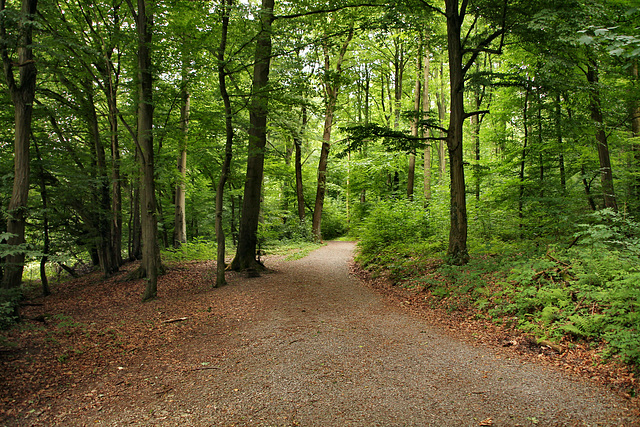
[230,0,275,271]
[518,86,530,236]
[1,0,38,290]
[34,141,50,297]
[294,105,307,222]
[556,94,566,195]
[630,60,640,210]
[104,6,123,268]
[393,39,404,131]
[586,60,617,212]
[537,94,544,198]
[311,28,353,241]
[134,0,160,300]
[445,0,469,265]
[422,50,432,204]
[215,0,234,287]
[129,181,143,260]
[174,55,190,248]
[108,77,123,267]
[408,54,421,200]
[87,95,118,276]
[471,93,481,201]
[436,62,447,182]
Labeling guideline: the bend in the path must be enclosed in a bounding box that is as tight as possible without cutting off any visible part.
[81,241,635,426]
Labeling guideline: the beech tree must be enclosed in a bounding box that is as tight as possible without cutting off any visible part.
[128,0,160,300]
[230,0,275,271]
[0,0,38,290]
[311,24,354,241]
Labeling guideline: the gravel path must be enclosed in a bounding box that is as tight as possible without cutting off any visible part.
[76,241,634,426]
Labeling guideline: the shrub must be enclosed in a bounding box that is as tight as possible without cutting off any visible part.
[357,199,432,256]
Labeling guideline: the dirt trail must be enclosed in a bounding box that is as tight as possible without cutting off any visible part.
[10,241,637,426]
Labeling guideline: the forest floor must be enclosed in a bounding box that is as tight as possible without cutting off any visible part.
[1,241,639,426]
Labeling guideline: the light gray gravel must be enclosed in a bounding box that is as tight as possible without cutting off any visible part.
[73,241,635,426]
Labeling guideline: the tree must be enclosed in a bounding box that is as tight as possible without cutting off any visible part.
[0,0,38,290]
[214,0,234,286]
[129,0,160,300]
[230,0,275,271]
[311,24,354,241]
[436,0,505,265]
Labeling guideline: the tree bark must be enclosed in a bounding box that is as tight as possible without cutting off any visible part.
[311,28,353,241]
[445,0,469,265]
[87,93,118,276]
[129,182,143,260]
[393,39,404,131]
[104,6,123,268]
[408,54,421,200]
[630,60,640,210]
[34,141,50,297]
[294,105,307,222]
[519,86,530,236]
[173,54,190,248]
[471,93,481,201]
[586,60,617,212]
[1,0,38,290]
[134,0,160,300]
[230,0,275,271]
[556,94,566,195]
[215,0,234,287]
[436,62,447,182]
[422,51,432,204]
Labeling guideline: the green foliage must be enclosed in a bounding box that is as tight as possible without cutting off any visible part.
[0,288,21,330]
[318,200,348,241]
[356,199,432,258]
[259,215,314,244]
[359,211,640,370]
[161,238,217,263]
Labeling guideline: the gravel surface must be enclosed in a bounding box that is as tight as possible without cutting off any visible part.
[43,241,636,426]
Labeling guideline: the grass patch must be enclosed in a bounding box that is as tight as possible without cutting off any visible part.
[263,241,323,261]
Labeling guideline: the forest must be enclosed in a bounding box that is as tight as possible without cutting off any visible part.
[1,0,640,383]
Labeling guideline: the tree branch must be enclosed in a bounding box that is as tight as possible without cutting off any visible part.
[464,109,490,119]
[462,28,505,75]
[275,3,384,20]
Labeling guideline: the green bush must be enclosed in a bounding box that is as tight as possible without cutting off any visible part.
[0,287,21,330]
[161,237,217,263]
[357,199,431,256]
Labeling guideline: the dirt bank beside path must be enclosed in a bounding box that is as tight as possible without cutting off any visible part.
[4,241,637,426]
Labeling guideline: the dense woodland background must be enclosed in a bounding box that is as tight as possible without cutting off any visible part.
[1,0,640,374]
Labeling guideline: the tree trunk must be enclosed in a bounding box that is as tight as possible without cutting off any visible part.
[129,182,143,260]
[393,39,404,131]
[103,20,123,268]
[173,55,190,248]
[87,95,118,276]
[408,54,421,200]
[445,0,469,265]
[436,62,447,182]
[34,141,50,297]
[230,0,275,271]
[556,94,566,195]
[215,0,234,287]
[630,60,640,212]
[586,60,617,212]
[135,0,160,301]
[294,105,307,222]
[1,0,38,290]
[519,86,530,236]
[311,28,353,241]
[471,93,481,201]
[422,50,432,204]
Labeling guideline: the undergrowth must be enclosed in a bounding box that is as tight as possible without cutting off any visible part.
[356,209,640,374]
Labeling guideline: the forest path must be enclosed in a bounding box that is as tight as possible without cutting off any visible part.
[51,242,634,426]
